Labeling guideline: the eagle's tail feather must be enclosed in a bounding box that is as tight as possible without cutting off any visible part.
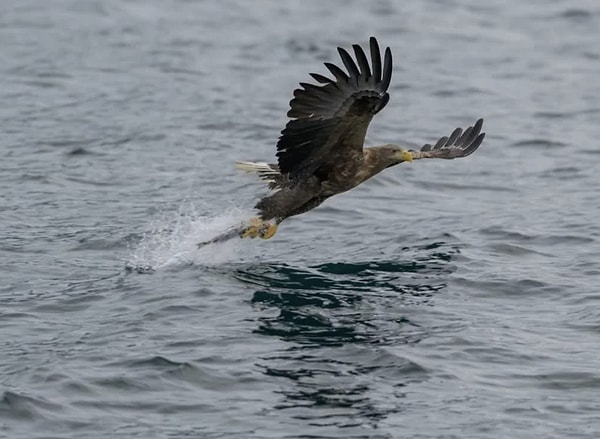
[235,161,282,188]
[236,160,278,174]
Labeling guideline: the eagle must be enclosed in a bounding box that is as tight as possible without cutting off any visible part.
[198,37,485,247]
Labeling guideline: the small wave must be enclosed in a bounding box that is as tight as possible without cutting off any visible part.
[0,390,62,420]
[511,139,567,148]
[558,8,593,21]
[126,203,252,272]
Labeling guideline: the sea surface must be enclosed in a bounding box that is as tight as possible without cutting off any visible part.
[1,1,600,438]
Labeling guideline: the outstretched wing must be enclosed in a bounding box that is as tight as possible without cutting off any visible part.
[276,37,392,181]
[411,119,485,160]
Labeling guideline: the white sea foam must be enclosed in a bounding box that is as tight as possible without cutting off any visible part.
[127,203,252,272]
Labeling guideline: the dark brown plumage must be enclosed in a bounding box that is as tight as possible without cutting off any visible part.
[199,37,485,246]
[237,37,485,227]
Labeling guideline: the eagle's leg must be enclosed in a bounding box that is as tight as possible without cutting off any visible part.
[239,218,279,240]
[259,222,278,239]
[240,217,263,239]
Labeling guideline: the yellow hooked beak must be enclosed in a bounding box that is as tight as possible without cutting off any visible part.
[397,149,413,163]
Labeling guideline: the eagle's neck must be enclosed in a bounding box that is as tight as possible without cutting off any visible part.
[359,146,397,181]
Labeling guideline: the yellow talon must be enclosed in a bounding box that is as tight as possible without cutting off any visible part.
[239,218,279,240]
[240,217,262,239]
[259,223,278,240]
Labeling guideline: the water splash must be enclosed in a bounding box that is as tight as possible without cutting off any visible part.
[126,203,252,272]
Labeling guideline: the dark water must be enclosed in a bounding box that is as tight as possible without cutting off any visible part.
[2,0,600,438]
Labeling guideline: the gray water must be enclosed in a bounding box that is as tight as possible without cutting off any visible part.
[2,0,600,438]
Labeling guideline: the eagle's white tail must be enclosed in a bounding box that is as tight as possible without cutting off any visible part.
[235,161,273,174]
[235,161,280,185]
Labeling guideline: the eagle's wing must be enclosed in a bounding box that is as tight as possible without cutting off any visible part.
[276,37,392,181]
[411,119,485,160]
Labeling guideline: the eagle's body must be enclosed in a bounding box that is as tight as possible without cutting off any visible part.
[198,37,485,246]
[245,144,409,221]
